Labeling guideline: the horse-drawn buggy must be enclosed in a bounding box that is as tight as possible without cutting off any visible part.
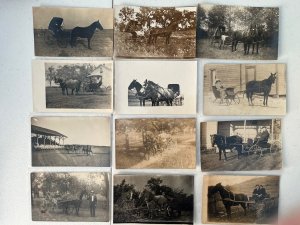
[212,86,241,105]
[44,17,70,48]
[44,17,103,49]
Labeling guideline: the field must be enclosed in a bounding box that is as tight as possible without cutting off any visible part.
[116,132,196,169]
[34,29,113,57]
[32,146,110,167]
[204,93,286,115]
[115,30,196,58]
[46,87,111,109]
[201,150,282,171]
[32,198,109,222]
[197,39,278,60]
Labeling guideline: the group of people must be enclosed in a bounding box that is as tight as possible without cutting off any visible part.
[252,184,268,202]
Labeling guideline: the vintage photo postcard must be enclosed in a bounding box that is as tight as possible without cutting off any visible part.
[115,60,197,114]
[31,172,110,222]
[203,63,286,115]
[114,5,196,58]
[115,118,196,169]
[114,174,194,223]
[32,59,113,113]
[200,119,282,171]
[33,7,113,57]
[31,116,111,167]
[202,175,280,224]
[197,4,279,60]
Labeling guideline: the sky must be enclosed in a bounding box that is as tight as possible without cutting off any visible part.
[33,7,113,29]
[114,175,194,195]
[205,175,265,187]
[32,117,110,146]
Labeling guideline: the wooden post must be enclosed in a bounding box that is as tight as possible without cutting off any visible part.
[243,120,247,143]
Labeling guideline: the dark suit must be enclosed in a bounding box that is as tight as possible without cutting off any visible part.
[89,194,97,217]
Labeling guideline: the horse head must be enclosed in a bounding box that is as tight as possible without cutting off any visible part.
[269,73,277,83]
[95,20,104,30]
[210,134,217,147]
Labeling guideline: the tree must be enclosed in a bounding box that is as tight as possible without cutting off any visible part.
[207,5,227,28]
[46,66,55,86]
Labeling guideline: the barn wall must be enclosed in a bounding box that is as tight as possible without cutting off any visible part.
[204,64,286,96]
[204,64,241,93]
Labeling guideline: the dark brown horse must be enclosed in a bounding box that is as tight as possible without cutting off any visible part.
[54,77,81,95]
[58,189,88,216]
[208,183,248,220]
[148,21,178,45]
[210,134,243,160]
[70,20,103,49]
[246,73,277,106]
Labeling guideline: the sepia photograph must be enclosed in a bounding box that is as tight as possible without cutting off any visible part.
[200,119,282,171]
[115,60,197,114]
[31,117,111,167]
[114,175,194,224]
[115,118,196,169]
[203,175,280,224]
[197,4,279,60]
[33,7,113,57]
[32,60,113,113]
[31,172,110,222]
[203,64,286,115]
[114,5,196,58]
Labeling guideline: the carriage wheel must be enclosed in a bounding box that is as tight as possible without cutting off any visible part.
[248,144,263,157]
[57,39,68,48]
[255,203,265,221]
[233,95,240,104]
[225,98,231,106]
[44,30,56,46]
[270,140,282,153]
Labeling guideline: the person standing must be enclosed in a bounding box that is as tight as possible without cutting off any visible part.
[89,190,97,217]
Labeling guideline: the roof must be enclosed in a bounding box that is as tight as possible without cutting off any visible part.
[31,125,67,137]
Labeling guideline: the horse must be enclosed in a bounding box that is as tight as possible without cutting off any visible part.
[59,189,88,216]
[143,79,176,106]
[208,183,248,220]
[54,77,81,95]
[245,73,277,106]
[70,20,103,49]
[148,21,178,45]
[210,134,243,160]
[242,24,264,55]
[128,79,150,106]
[139,188,170,218]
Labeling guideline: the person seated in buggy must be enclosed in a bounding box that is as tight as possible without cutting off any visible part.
[48,17,65,38]
[252,184,269,202]
[254,127,270,148]
[214,79,226,102]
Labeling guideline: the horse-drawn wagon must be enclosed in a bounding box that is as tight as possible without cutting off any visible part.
[212,86,241,105]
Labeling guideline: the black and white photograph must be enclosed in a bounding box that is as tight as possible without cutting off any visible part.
[115,118,196,169]
[31,117,111,167]
[114,175,194,224]
[114,5,196,58]
[32,60,113,113]
[200,119,282,171]
[115,60,197,114]
[203,175,280,224]
[197,4,279,60]
[203,63,286,115]
[31,172,110,222]
[33,7,113,57]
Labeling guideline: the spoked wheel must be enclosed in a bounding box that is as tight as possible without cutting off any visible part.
[233,95,240,104]
[248,144,263,157]
[57,38,69,48]
[225,98,231,106]
[44,30,56,46]
[270,140,282,153]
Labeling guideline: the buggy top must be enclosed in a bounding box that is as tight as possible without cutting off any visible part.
[48,17,64,36]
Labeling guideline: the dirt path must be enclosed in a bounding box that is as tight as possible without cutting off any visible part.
[130,136,196,169]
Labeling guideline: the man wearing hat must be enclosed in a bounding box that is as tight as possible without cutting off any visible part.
[89,190,97,217]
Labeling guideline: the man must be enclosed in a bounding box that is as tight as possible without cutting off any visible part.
[255,127,270,147]
[252,185,261,202]
[259,185,267,199]
[215,80,226,103]
[89,190,97,217]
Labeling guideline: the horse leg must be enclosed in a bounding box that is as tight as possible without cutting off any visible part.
[244,43,247,55]
[219,147,222,160]
[223,149,227,161]
[241,203,247,215]
[226,205,231,220]
[256,42,259,54]
[88,38,91,50]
